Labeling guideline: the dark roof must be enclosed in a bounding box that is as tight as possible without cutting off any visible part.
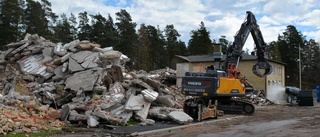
[175,54,286,65]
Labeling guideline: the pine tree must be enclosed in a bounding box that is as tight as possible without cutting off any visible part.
[90,13,107,44]
[301,39,320,89]
[103,14,118,48]
[54,13,74,43]
[146,25,168,69]
[164,24,181,68]
[137,24,151,71]
[0,0,24,49]
[277,25,305,87]
[40,0,57,39]
[78,11,91,41]
[217,36,229,54]
[266,41,281,61]
[24,0,55,39]
[188,21,212,55]
[115,9,138,70]
[69,13,78,40]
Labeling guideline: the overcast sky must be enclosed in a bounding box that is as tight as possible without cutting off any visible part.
[49,0,320,51]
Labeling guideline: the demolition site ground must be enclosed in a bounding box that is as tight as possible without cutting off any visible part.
[49,103,320,137]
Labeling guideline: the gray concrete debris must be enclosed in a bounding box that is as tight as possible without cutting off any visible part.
[124,94,151,122]
[168,111,193,124]
[17,54,54,79]
[71,51,93,63]
[109,82,125,95]
[87,116,99,127]
[0,33,195,131]
[68,57,85,73]
[148,107,179,120]
[155,95,176,107]
[125,94,149,111]
[65,69,99,91]
[60,104,71,121]
[144,119,155,125]
[141,89,159,102]
[68,110,88,121]
[134,100,151,122]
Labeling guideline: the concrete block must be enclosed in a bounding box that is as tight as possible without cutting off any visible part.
[124,94,151,122]
[60,104,71,121]
[168,111,193,124]
[87,116,99,127]
[54,43,67,56]
[42,47,53,56]
[68,110,88,121]
[134,100,151,122]
[141,89,158,102]
[148,107,178,120]
[155,95,175,107]
[125,94,148,111]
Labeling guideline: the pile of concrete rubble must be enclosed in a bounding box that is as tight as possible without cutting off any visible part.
[246,90,274,106]
[0,34,191,135]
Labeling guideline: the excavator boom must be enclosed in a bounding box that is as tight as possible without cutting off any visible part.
[224,11,273,77]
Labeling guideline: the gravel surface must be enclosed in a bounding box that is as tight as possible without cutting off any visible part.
[49,103,320,137]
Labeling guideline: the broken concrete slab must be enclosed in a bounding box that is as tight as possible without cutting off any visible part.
[68,57,85,73]
[109,82,125,95]
[168,111,193,124]
[5,40,28,48]
[125,94,150,111]
[68,110,88,121]
[71,51,93,63]
[17,54,54,79]
[7,41,31,58]
[148,107,178,120]
[42,47,53,57]
[131,79,153,90]
[65,69,99,91]
[134,101,151,122]
[155,95,176,107]
[81,52,99,69]
[54,43,67,56]
[60,104,71,121]
[87,116,99,127]
[141,89,158,102]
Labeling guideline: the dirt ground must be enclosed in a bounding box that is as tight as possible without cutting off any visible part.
[140,103,320,137]
[49,103,320,137]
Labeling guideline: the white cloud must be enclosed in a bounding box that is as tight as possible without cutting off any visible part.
[47,0,320,51]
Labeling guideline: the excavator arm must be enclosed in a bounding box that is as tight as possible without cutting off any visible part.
[224,11,273,77]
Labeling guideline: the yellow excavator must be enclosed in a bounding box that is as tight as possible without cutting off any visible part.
[182,11,273,121]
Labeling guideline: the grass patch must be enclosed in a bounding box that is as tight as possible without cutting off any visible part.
[125,120,140,126]
[1,130,62,137]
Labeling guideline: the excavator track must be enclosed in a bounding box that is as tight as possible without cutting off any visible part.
[217,97,255,114]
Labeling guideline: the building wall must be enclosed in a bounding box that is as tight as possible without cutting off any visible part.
[266,61,286,87]
[176,60,285,93]
[176,63,189,87]
[237,60,267,91]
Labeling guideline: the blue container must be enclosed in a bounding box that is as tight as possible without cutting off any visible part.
[316,86,320,102]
